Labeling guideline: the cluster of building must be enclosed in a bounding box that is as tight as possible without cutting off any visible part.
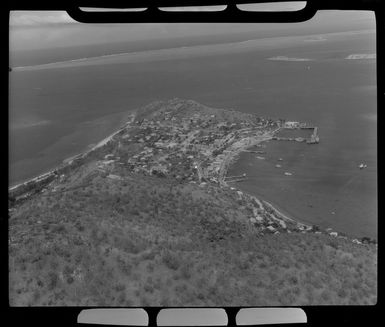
[9,99,376,246]
[106,104,280,184]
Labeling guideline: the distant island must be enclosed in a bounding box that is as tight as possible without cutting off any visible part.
[9,99,377,306]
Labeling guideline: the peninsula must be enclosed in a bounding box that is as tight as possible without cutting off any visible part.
[9,99,377,306]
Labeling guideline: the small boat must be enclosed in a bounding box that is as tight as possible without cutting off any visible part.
[359,163,367,169]
[284,172,292,176]
[275,164,282,168]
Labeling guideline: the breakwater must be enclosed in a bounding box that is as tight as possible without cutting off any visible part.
[273,126,319,144]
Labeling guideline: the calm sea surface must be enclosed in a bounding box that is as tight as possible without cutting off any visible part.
[9,28,377,238]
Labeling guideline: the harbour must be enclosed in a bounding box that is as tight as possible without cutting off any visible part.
[272,123,319,144]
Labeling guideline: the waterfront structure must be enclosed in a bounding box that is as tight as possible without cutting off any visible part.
[284,121,300,128]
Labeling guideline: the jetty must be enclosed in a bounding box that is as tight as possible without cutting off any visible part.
[307,127,319,144]
[273,125,319,144]
[226,178,247,183]
[242,150,266,154]
[225,174,247,183]
[272,136,306,142]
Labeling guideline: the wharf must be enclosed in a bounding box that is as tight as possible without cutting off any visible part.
[274,126,319,144]
[307,127,319,144]
[226,178,247,183]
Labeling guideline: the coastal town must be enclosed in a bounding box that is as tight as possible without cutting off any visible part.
[8,99,378,306]
[8,99,375,245]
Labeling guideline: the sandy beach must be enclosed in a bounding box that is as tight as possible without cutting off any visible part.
[9,110,132,188]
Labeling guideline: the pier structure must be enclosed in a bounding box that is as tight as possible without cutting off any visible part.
[242,150,266,154]
[194,161,207,183]
[307,127,319,144]
[273,125,319,144]
[225,178,247,183]
[224,174,247,183]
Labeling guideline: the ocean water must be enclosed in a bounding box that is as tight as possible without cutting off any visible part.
[9,25,376,238]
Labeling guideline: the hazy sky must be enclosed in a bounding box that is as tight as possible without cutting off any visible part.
[9,8,375,51]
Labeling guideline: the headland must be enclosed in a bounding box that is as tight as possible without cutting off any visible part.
[8,99,377,306]
[9,99,374,243]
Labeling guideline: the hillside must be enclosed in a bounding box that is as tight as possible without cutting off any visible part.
[9,99,377,306]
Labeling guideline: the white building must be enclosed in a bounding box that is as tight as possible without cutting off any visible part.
[284,121,300,128]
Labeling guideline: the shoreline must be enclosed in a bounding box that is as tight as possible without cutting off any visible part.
[223,138,375,240]
[251,190,313,228]
[219,129,280,186]
[9,114,135,192]
[9,119,308,234]
[219,132,315,230]
[8,100,375,243]
[214,128,324,230]
[11,29,375,72]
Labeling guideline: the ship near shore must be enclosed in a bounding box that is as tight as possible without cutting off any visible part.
[9,99,377,306]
